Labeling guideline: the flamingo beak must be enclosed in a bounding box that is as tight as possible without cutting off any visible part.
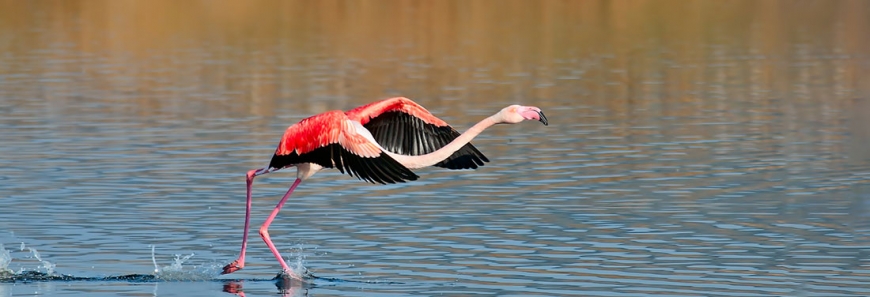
[537,110,548,126]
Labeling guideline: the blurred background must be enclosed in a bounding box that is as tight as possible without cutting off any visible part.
[2,0,866,118]
[1,1,869,296]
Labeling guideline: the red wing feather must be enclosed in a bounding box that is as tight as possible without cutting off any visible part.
[268,110,418,184]
[275,110,345,157]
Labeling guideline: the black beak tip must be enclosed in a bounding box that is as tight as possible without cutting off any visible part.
[537,111,548,126]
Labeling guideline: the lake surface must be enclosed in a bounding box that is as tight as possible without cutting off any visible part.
[2,1,870,296]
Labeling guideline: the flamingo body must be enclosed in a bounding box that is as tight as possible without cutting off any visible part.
[222,97,547,280]
[271,98,488,176]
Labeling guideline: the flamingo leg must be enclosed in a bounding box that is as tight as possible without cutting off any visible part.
[259,178,304,280]
[222,169,263,275]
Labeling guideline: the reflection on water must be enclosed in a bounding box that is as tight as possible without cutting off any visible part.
[1,0,869,296]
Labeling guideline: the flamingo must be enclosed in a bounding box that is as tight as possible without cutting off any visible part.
[222,97,548,280]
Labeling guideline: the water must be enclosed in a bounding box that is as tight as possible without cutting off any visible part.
[2,1,870,296]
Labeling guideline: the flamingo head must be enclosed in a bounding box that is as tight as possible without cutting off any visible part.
[497,105,548,126]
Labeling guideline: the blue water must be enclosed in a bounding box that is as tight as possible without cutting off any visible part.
[2,1,870,296]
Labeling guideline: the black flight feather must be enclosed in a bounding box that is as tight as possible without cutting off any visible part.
[268,144,419,184]
[363,111,489,170]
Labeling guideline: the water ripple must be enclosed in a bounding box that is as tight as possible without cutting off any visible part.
[2,2,870,296]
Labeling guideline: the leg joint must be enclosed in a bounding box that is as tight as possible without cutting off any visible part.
[258,225,269,237]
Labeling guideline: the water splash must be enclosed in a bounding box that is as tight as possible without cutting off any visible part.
[149,245,219,281]
[0,244,12,276]
[2,242,318,283]
[151,245,159,274]
[26,246,56,275]
[0,242,57,276]
[0,242,62,282]
[147,244,314,281]
[283,244,313,280]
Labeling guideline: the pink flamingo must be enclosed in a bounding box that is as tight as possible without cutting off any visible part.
[222,97,548,280]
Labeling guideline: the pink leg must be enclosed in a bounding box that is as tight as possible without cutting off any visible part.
[259,178,304,281]
[222,169,263,275]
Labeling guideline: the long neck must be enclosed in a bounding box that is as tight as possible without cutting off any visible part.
[386,115,499,169]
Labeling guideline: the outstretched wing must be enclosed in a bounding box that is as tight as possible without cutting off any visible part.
[269,110,418,184]
[346,97,489,169]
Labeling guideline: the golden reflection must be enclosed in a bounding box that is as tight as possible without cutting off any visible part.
[1,0,866,116]
[0,0,867,166]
